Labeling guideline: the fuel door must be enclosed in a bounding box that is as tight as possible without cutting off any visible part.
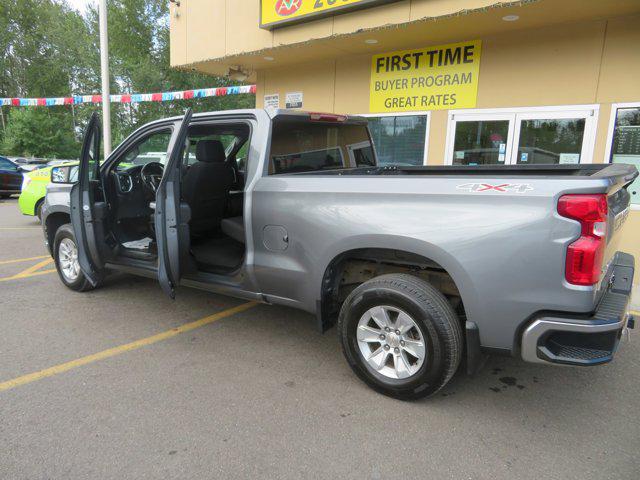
[263,225,289,251]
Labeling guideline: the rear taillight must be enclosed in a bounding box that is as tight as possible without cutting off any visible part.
[21,175,31,191]
[558,194,608,286]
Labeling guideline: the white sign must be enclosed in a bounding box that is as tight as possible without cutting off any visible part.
[285,91,303,109]
[264,94,280,109]
[559,153,580,164]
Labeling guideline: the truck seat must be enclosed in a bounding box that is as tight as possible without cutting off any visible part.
[183,140,234,235]
[221,216,245,244]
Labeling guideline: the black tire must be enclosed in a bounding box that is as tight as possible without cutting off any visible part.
[53,223,100,292]
[338,273,463,400]
[35,199,44,221]
[0,194,11,199]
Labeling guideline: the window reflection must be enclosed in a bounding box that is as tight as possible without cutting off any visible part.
[453,120,509,165]
[517,118,585,164]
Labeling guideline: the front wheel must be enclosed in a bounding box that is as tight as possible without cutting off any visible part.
[338,274,463,400]
[53,223,101,292]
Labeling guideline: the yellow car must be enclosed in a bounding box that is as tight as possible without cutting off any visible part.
[19,162,77,220]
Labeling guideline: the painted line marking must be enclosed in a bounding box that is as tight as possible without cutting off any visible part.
[0,258,55,283]
[0,255,49,266]
[0,302,258,393]
[0,269,57,283]
[0,227,41,230]
[14,258,53,276]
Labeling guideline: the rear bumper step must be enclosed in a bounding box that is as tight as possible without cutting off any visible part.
[521,252,635,366]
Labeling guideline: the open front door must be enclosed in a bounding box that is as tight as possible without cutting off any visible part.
[70,112,107,286]
[156,108,193,298]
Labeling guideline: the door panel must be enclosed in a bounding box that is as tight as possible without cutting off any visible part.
[156,108,193,298]
[70,112,106,286]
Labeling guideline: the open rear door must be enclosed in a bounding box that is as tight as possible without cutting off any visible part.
[156,108,193,298]
[70,112,107,286]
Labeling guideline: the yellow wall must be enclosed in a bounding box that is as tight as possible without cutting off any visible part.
[170,0,640,77]
[256,15,640,163]
[170,0,518,70]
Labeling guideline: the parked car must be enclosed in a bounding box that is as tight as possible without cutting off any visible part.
[12,157,49,172]
[0,156,25,198]
[19,161,78,219]
[42,109,637,400]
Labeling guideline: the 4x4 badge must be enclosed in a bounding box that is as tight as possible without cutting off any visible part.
[456,183,534,193]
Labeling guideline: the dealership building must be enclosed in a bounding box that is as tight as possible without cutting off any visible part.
[170,0,640,303]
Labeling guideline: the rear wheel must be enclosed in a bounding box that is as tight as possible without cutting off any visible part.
[53,223,100,292]
[35,199,44,221]
[338,273,463,400]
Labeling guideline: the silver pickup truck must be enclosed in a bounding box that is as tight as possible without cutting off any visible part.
[42,108,637,400]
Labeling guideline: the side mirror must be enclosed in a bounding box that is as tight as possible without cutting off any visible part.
[51,166,76,184]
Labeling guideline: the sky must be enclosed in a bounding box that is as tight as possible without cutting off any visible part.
[64,0,93,14]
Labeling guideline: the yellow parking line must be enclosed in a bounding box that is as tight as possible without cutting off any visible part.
[0,258,55,283]
[0,255,49,266]
[0,302,258,393]
[0,227,41,230]
[13,258,54,277]
[0,269,57,283]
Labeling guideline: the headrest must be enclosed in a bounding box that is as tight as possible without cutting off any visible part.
[196,140,226,163]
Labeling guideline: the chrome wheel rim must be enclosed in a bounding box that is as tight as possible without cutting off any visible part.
[356,305,426,380]
[58,237,80,282]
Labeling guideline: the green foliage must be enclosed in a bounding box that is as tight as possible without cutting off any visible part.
[1,108,78,158]
[0,0,255,158]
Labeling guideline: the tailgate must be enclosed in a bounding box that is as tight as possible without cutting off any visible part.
[599,164,638,292]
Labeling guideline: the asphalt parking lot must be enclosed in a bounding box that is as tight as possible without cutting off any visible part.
[0,197,638,479]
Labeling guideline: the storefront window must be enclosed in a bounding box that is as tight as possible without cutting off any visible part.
[517,118,585,164]
[452,120,509,165]
[610,107,640,205]
[367,115,427,166]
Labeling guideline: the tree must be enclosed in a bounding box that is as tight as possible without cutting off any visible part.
[1,108,78,159]
[83,0,255,144]
[0,0,255,158]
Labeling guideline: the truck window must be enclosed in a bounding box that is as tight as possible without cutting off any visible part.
[269,121,374,174]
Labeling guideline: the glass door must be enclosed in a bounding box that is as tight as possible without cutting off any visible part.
[446,107,597,165]
[448,113,514,165]
[511,110,593,165]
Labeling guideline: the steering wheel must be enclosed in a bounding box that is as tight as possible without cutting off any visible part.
[140,162,164,194]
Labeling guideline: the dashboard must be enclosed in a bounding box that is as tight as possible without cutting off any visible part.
[114,166,143,194]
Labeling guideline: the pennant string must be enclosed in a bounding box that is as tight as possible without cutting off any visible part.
[0,85,256,107]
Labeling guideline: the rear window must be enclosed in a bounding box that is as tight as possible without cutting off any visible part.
[269,121,375,174]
